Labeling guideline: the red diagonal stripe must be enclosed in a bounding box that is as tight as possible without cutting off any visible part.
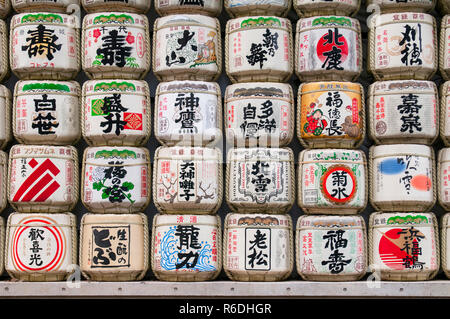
[35,180,60,202]
[21,173,53,202]
[13,159,60,202]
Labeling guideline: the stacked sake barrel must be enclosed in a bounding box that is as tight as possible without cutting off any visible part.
[78,0,152,281]
[0,0,10,280]
[5,0,82,281]
[294,0,369,281]
[437,0,450,280]
[151,2,223,282]
[366,0,440,281]
[222,1,295,282]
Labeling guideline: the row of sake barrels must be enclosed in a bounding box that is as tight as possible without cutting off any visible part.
[0,211,448,282]
[0,78,449,150]
[0,12,449,84]
[2,144,450,216]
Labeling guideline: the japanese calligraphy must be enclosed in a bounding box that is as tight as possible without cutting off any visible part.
[28,228,45,267]
[91,226,130,268]
[399,24,423,66]
[321,28,344,70]
[175,225,201,269]
[246,28,279,69]
[240,100,277,139]
[397,156,416,194]
[92,161,136,203]
[22,24,62,61]
[398,226,425,269]
[179,161,195,201]
[321,229,351,274]
[173,92,201,134]
[245,228,270,270]
[251,160,272,192]
[397,93,422,133]
[97,29,133,67]
[32,94,59,135]
[325,91,343,136]
[166,30,197,67]
[100,93,128,136]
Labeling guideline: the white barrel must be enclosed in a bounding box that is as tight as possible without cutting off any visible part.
[82,0,151,13]
[155,81,222,147]
[298,149,367,215]
[440,81,450,146]
[368,80,438,145]
[296,215,367,281]
[368,12,437,81]
[5,212,77,281]
[0,85,11,150]
[438,148,450,210]
[366,0,435,13]
[224,0,290,18]
[0,151,7,214]
[12,0,80,13]
[10,12,80,80]
[82,12,150,80]
[13,80,81,145]
[224,82,294,148]
[80,213,149,281]
[441,213,450,279]
[81,146,151,214]
[297,81,365,149]
[153,146,222,215]
[369,212,439,281]
[369,144,435,212]
[156,0,222,17]
[441,16,450,81]
[226,16,293,83]
[151,213,222,281]
[82,80,151,146]
[226,147,295,214]
[295,16,362,82]
[0,20,8,82]
[153,14,222,82]
[8,144,79,213]
[293,0,360,17]
[224,213,293,281]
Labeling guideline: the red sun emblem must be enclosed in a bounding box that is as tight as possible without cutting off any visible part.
[316,29,349,64]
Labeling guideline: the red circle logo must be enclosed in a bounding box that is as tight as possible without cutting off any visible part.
[316,30,349,64]
[321,166,356,204]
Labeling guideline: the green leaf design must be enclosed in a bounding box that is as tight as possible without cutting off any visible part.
[122,181,134,191]
[92,181,103,191]
[101,190,109,199]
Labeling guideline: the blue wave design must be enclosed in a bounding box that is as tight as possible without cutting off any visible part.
[159,226,216,272]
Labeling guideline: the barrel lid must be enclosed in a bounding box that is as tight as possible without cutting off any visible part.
[370,212,436,226]
[369,12,435,29]
[16,80,80,95]
[297,15,360,32]
[225,82,292,101]
[300,148,365,163]
[10,144,77,159]
[155,14,218,29]
[226,213,292,227]
[8,212,75,227]
[369,80,436,95]
[297,215,365,229]
[82,213,147,225]
[84,12,147,26]
[84,146,149,165]
[155,146,221,161]
[12,12,77,28]
[154,213,219,226]
[228,147,293,162]
[83,80,148,94]
[157,80,219,96]
[227,16,290,32]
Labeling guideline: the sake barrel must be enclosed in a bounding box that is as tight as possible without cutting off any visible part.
[368,80,438,145]
[440,81,450,146]
[369,212,439,281]
[153,14,222,82]
[0,20,9,83]
[151,213,222,281]
[82,0,150,13]
[226,16,293,83]
[293,0,360,17]
[297,82,365,149]
[295,16,362,82]
[0,217,4,276]
[440,15,450,81]
[441,213,450,279]
[0,0,10,19]
[298,149,367,215]
[366,0,435,13]
[153,146,222,215]
[82,146,151,214]
[368,13,437,81]
[437,148,450,210]
[224,0,290,18]
[80,213,149,281]
[226,147,295,214]
[8,144,79,213]
[224,82,294,148]
[369,144,435,212]
[224,213,293,281]
[10,13,80,80]
[13,80,81,145]
[82,80,151,147]
[0,85,11,150]
[82,12,150,80]
[5,212,77,281]
[12,0,80,13]
[156,0,222,17]
[155,81,222,147]
[0,151,7,214]
[296,215,367,281]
